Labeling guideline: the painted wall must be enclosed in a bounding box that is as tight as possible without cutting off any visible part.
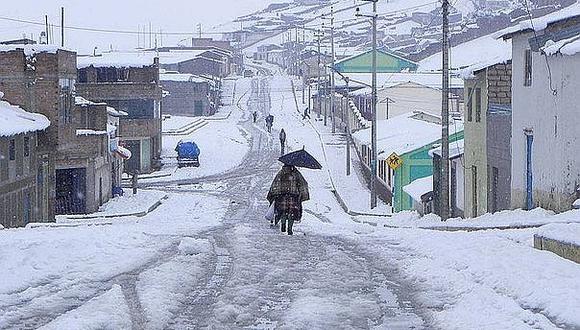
[511,31,580,212]
[464,72,488,218]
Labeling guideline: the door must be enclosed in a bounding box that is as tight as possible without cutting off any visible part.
[55,168,87,215]
[194,100,204,116]
[124,140,141,174]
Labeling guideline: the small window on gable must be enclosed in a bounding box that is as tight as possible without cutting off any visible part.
[475,88,482,123]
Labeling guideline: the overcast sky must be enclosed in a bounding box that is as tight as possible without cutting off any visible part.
[0,0,278,53]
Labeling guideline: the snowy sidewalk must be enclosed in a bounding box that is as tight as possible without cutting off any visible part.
[54,190,168,223]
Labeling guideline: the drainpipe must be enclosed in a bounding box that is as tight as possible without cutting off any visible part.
[524,128,534,210]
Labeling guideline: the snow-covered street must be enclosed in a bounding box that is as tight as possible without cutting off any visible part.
[1,72,579,330]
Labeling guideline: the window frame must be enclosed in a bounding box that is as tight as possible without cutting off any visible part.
[475,87,482,123]
[524,49,532,87]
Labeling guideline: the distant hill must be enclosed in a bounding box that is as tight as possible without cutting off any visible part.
[218,0,574,61]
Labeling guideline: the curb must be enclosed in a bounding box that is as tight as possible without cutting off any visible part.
[56,195,169,221]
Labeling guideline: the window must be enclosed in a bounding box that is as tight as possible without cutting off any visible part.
[96,68,129,82]
[106,99,155,119]
[78,68,88,83]
[59,79,75,124]
[467,87,473,121]
[472,165,478,216]
[9,139,16,161]
[475,88,482,123]
[524,49,532,87]
[23,137,30,157]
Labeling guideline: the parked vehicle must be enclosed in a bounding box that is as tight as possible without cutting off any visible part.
[175,139,200,168]
[244,69,255,78]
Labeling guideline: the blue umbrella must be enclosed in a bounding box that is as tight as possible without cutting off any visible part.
[279,148,322,169]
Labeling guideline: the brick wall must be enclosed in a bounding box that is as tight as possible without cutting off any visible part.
[487,62,512,105]
[161,80,212,116]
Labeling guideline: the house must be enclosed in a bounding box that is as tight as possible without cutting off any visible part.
[342,73,464,121]
[0,44,77,220]
[430,139,466,218]
[332,49,418,74]
[0,97,50,227]
[160,73,218,117]
[0,44,117,216]
[402,176,434,216]
[76,54,163,174]
[499,4,580,212]
[461,60,512,217]
[352,111,464,212]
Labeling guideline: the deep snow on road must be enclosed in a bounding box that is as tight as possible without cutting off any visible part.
[1,72,578,330]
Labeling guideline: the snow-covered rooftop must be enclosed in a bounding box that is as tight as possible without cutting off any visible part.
[352,111,464,160]
[403,176,433,203]
[75,96,106,107]
[107,106,128,117]
[541,34,580,57]
[78,52,156,69]
[337,72,464,90]
[497,2,580,39]
[429,139,465,159]
[0,96,50,137]
[160,73,210,83]
[419,35,512,73]
[0,44,74,56]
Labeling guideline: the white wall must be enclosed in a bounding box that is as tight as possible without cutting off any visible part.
[511,32,580,212]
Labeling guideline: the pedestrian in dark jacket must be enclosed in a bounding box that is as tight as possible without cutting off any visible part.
[252,111,258,123]
[279,129,286,156]
[267,165,309,235]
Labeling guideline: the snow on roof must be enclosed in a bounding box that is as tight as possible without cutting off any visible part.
[459,54,512,79]
[352,111,463,159]
[337,72,464,90]
[78,52,156,69]
[496,2,580,39]
[419,35,512,73]
[429,139,465,159]
[0,97,50,137]
[541,34,580,57]
[159,73,209,83]
[0,44,73,56]
[403,176,433,203]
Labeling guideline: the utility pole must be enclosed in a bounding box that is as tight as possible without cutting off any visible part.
[323,8,337,133]
[198,24,202,38]
[45,15,49,44]
[441,0,450,220]
[357,0,379,209]
[61,7,65,47]
[345,77,351,176]
[315,29,323,119]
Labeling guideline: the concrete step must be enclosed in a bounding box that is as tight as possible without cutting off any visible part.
[163,118,208,136]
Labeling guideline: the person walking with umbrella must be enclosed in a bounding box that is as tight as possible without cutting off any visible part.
[279,128,286,156]
[267,148,321,235]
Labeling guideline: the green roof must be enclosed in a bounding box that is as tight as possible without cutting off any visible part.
[333,49,418,73]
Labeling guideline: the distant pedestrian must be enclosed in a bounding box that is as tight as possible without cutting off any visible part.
[131,171,139,195]
[267,165,310,235]
[265,114,274,133]
[252,111,258,123]
[279,129,286,156]
[302,107,311,120]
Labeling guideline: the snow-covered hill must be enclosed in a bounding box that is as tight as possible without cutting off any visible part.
[220,0,571,60]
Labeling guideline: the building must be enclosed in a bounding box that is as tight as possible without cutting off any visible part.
[0,97,50,227]
[332,49,418,74]
[462,61,512,217]
[0,44,79,220]
[431,139,465,218]
[160,73,218,117]
[353,111,464,211]
[76,55,162,174]
[499,5,580,212]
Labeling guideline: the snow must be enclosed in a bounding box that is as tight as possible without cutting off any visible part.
[419,34,512,73]
[74,96,104,106]
[537,223,580,246]
[0,44,72,56]
[542,34,580,57]
[0,98,50,137]
[38,285,132,330]
[402,176,432,203]
[352,111,464,161]
[160,73,208,83]
[56,190,166,221]
[77,52,156,69]
[497,1,580,39]
[107,106,128,117]
[336,72,464,89]
[429,139,464,158]
[76,129,108,136]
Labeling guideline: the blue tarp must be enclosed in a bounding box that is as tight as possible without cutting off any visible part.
[175,141,200,159]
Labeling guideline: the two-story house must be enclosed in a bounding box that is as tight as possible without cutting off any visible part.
[500,5,580,212]
[0,97,50,227]
[76,55,163,174]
